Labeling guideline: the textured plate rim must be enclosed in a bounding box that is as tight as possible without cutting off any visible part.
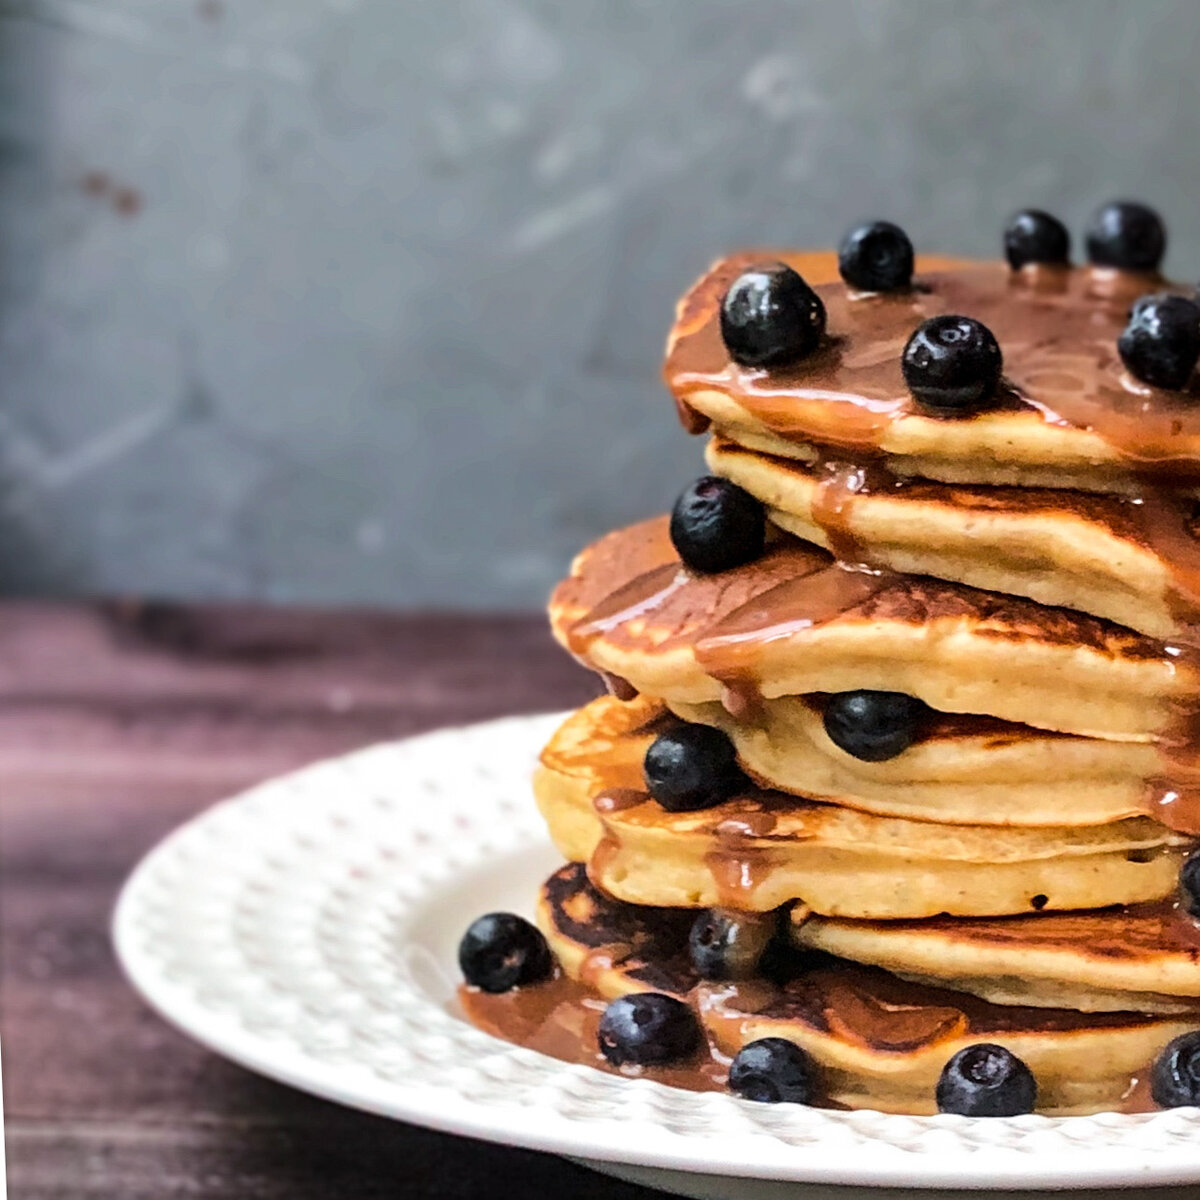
[112,711,1200,1191]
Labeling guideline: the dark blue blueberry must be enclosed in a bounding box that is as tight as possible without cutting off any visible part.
[823,691,931,762]
[729,1038,817,1104]
[644,722,744,812]
[689,909,776,980]
[936,1044,1037,1117]
[1151,1030,1200,1108]
[670,476,766,573]
[901,315,1003,416]
[838,221,914,292]
[1181,849,1200,918]
[1086,201,1166,271]
[458,912,553,994]
[1117,293,1200,390]
[597,992,701,1066]
[720,263,826,367]
[1003,210,1070,270]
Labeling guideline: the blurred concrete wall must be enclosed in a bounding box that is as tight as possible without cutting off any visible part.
[2,0,1200,608]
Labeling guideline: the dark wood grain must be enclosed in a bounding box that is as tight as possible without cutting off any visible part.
[0,601,667,1198]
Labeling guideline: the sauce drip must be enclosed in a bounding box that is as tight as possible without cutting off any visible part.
[808,458,885,567]
[704,808,780,908]
[593,788,648,815]
[587,832,623,893]
[599,671,639,701]
[1119,1071,1159,1114]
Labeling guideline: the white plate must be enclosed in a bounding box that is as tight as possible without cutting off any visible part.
[114,713,1200,1199]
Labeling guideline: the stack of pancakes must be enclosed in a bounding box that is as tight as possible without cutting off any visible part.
[530,250,1200,1116]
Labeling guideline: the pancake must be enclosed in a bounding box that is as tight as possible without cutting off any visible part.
[549,515,1199,742]
[560,689,1177,831]
[534,864,1197,1115]
[665,252,1200,496]
[706,436,1200,641]
[672,696,1164,829]
[792,904,1200,1015]
[535,702,1191,917]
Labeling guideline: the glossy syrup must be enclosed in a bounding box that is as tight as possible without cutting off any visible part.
[666,258,1200,474]
[459,975,730,1093]
[459,971,1166,1114]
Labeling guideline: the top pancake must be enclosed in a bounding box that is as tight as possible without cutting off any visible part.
[665,252,1200,495]
[549,515,1198,740]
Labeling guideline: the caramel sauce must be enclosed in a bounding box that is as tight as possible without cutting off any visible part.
[673,392,711,435]
[456,969,1161,1108]
[459,977,729,1092]
[593,788,648,815]
[719,680,764,721]
[666,257,1200,476]
[705,809,780,908]
[599,671,639,701]
[807,458,884,567]
[1148,662,1200,834]
[694,566,894,689]
[565,561,687,662]
[1120,1070,1159,1114]
[806,981,968,1053]
[579,946,630,990]
[587,832,623,891]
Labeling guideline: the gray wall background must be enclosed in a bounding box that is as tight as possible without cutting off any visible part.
[3,0,1200,609]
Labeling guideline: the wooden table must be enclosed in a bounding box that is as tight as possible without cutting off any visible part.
[0,602,665,1198]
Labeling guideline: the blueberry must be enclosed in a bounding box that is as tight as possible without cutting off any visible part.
[1151,1031,1200,1108]
[597,992,701,1066]
[1003,210,1070,270]
[729,1038,817,1104]
[458,913,553,994]
[1181,849,1200,918]
[823,691,931,762]
[838,221,914,292]
[901,315,1003,416]
[1117,293,1200,390]
[1086,200,1166,272]
[644,722,744,812]
[689,909,775,980]
[720,263,826,367]
[670,476,766,573]
[936,1044,1037,1117]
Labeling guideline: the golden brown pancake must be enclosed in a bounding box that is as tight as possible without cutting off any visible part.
[672,696,1165,829]
[706,436,1200,640]
[665,252,1200,495]
[792,904,1200,1015]
[536,864,1197,1116]
[559,690,1182,832]
[549,515,1198,741]
[535,702,1191,918]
